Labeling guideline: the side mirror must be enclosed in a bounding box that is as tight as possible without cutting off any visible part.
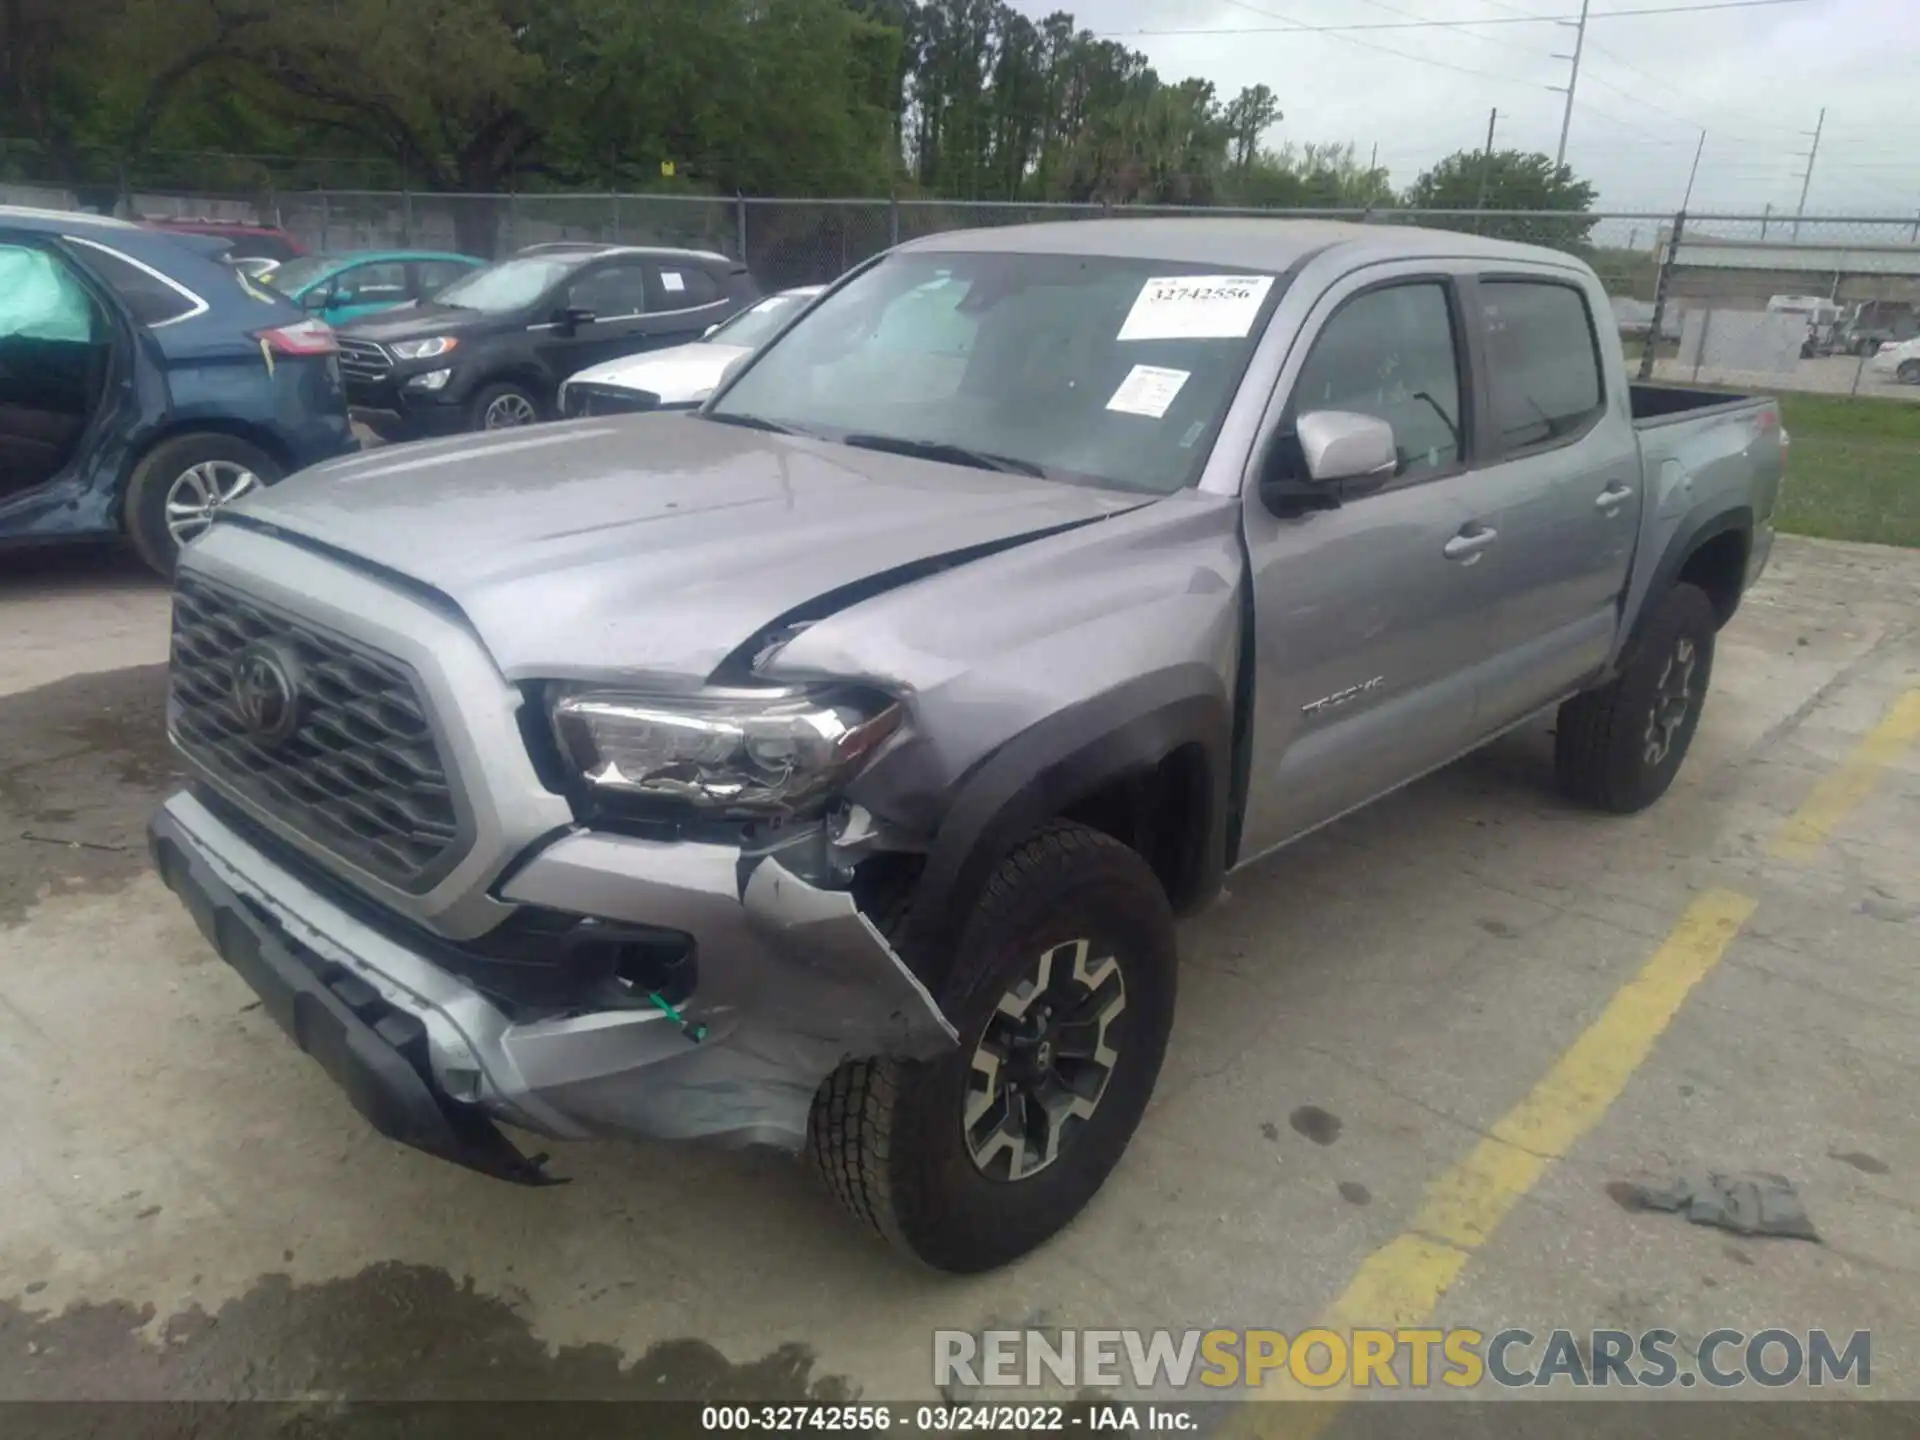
[560,306,596,333]
[1298,410,1399,486]
[1259,410,1398,517]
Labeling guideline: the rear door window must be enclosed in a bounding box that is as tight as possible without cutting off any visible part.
[1478,280,1605,451]
[652,265,721,310]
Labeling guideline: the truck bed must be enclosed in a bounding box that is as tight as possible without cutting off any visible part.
[1629,382,1768,429]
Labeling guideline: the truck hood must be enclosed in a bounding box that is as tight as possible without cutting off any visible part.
[564,342,752,405]
[230,414,1143,682]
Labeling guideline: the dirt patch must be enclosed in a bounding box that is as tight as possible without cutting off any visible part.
[0,1261,852,1406]
[0,663,179,926]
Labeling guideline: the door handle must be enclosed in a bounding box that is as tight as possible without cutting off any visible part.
[1443,524,1499,562]
[1595,482,1634,512]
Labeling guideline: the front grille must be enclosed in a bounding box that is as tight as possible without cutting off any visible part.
[336,337,393,384]
[169,576,463,891]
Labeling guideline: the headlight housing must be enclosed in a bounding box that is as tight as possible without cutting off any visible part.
[391,335,459,360]
[551,685,902,817]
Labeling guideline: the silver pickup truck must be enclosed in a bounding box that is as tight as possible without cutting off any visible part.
[149,219,1785,1273]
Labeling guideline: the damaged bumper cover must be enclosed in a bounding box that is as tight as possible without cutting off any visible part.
[149,790,955,1182]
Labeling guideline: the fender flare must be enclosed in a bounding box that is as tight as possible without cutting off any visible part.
[1620,501,1752,661]
[895,666,1233,977]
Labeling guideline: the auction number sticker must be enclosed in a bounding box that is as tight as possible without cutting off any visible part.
[1118,274,1274,341]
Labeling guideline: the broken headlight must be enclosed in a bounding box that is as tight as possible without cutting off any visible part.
[550,686,902,817]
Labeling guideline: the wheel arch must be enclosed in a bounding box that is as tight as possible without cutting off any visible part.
[116,421,293,533]
[894,667,1232,980]
[1623,502,1752,657]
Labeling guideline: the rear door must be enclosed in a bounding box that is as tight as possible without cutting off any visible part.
[1237,264,1513,861]
[0,231,139,539]
[1461,271,1640,728]
[643,260,736,346]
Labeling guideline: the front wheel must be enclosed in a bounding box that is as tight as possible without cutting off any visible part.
[124,433,282,577]
[467,381,544,432]
[1897,360,1920,385]
[810,822,1177,1273]
[1554,582,1717,814]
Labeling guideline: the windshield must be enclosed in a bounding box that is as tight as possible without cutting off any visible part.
[266,256,333,295]
[709,292,815,350]
[433,255,577,313]
[711,253,1284,494]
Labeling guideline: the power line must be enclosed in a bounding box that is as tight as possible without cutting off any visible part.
[1339,0,1559,55]
[1210,0,1552,86]
[1100,0,1813,38]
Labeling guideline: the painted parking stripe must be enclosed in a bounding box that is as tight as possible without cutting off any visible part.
[1232,889,1756,1432]
[1770,689,1920,861]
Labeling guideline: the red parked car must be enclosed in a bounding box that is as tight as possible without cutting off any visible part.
[141,218,307,264]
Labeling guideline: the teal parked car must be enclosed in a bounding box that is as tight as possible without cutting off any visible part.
[267,250,483,326]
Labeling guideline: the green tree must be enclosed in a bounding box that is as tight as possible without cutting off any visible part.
[1223,84,1280,172]
[1405,148,1597,247]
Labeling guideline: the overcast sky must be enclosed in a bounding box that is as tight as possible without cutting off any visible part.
[1011,0,1917,218]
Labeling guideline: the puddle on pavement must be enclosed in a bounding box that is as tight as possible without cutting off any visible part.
[0,663,178,926]
[0,1261,852,1402]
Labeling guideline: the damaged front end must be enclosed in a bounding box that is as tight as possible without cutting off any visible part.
[151,783,954,1186]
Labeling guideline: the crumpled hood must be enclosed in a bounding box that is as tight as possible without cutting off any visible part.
[565,342,752,405]
[231,415,1141,682]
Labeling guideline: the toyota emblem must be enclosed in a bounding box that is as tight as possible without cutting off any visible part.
[231,643,302,745]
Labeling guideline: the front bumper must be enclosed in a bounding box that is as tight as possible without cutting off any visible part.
[344,372,470,439]
[151,789,954,1181]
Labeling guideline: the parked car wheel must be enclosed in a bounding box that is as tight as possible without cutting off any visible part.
[468,381,543,432]
[1554,582,1717,814]
[1897,360,1920,385]
[809,821,1176,1273]
[125,433,282,577]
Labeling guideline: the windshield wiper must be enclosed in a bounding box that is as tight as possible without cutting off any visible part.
[839,433,1046,477]
[700,411,802,436]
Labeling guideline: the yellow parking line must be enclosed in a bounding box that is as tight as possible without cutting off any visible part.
[1233,889,1756,1436]
[1770,689,1920,862]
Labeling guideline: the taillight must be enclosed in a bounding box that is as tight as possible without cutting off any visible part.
[254,319,338,355]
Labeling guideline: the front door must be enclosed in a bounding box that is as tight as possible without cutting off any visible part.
[1237,270,1511,862]
[323,259,410,325]
[548,260,656,373]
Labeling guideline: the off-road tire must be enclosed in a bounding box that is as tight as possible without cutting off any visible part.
[124,432,282,578]
[1555,581,1717,814]
[809,821,1177,1273]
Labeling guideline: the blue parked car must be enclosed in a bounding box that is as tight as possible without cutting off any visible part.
[0,206,356,575]
[265,249,484,326]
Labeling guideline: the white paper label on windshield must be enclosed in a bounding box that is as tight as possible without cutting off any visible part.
[1119,275,1274,341]
[661,271,686,292]
[1106,364,1190,418]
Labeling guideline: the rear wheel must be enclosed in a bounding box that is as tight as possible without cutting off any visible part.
[1555,582,1717,814]
[124,433,281,577]
[810,821,1177,1273]
[468,381,543,432]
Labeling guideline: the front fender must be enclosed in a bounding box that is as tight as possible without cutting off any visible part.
[895,669,1232,972]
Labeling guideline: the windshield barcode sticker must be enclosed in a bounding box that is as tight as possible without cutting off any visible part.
[1106,364,1190,418]
[1118,275,1274,341]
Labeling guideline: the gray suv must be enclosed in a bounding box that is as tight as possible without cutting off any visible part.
[150,220,1784,1272]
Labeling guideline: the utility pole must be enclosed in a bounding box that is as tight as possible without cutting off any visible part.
[1551,0,1591,170]
[1680,129,1706,213]
[1793,106,1825,240]
[1473,107,1499,219]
